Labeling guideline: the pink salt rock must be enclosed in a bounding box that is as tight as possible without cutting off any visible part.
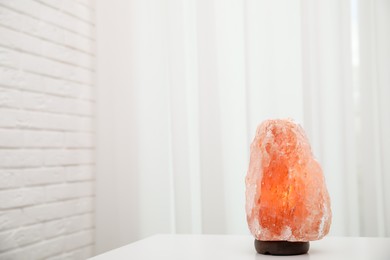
[245,119,331,241]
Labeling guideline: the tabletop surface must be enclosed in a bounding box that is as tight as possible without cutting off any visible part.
[89,234,390,260]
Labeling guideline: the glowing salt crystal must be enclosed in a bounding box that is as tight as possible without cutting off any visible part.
[245,119,331,241]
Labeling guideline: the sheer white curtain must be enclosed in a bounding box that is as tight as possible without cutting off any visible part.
[95,0,390,254]
[358,0,390,237]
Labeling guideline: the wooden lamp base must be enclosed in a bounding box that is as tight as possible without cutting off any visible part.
[254,240,310,255]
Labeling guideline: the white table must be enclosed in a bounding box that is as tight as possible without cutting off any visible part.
[89,234,390,260]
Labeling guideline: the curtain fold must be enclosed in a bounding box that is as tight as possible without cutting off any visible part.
[95,0,390,253]
[358,0,390,237]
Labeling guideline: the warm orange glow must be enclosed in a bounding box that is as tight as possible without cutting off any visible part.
[246,119,331,241]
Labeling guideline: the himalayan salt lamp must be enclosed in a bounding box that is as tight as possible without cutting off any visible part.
[245,119,331,255]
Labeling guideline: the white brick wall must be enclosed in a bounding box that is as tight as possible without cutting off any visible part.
[0,0,96,259]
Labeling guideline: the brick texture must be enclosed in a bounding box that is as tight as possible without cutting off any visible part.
[0,0,95,259]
